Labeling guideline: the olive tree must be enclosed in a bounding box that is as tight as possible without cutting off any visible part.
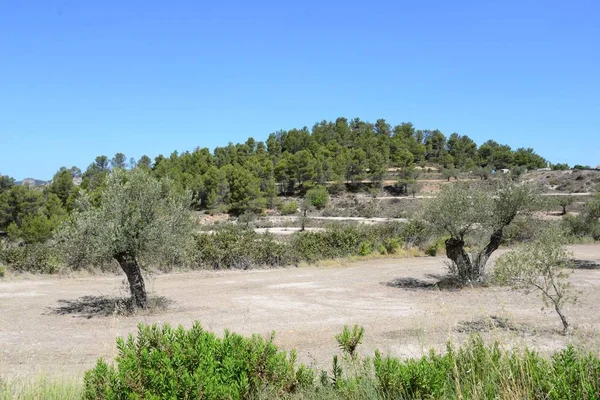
[422,182,538,282]
[493,227,577,334]
[56,168,193,308]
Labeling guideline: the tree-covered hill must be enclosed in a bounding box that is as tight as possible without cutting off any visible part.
[1,117,549,237]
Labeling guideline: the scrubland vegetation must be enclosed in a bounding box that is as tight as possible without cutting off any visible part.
[3,323,600,400]
[1,117,600,399]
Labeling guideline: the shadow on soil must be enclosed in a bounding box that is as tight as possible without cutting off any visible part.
[455,315,529,334]
[48,295,173,318]
[383,274,464,291]
[572,260,600,270]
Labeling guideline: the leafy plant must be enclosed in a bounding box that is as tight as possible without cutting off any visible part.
[279,200,299,215]
[335,325,365,360]
[83,322,314,400]
[494,227,578,334]
[304,186,330,210]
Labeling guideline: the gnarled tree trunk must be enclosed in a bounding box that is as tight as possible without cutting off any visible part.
[115,252,147,309]
[445,237,475,281]
[472,228,504,277]
[445,228,505,283]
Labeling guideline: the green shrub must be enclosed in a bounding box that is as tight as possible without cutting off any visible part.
[291,222,410,263]
[16,327,600,400]
[371,335,600,400]
[304,186,330,210]
[83,322,314,400]
[0,244,60,274]
[384,238,401,254]
[193,226,295,269]
[358,241,372,256]
[291,224,364,263]
[279,200,299,215]
[0,264,5,278]
[335,325,365,360]
[424,236,446,257]
[401,219,431,248]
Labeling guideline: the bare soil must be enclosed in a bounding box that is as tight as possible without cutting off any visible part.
[1,245,600,380]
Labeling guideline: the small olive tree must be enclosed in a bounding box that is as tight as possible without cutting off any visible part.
[493,227,577,334]
[56,168,193,308]
[422,182,538,282]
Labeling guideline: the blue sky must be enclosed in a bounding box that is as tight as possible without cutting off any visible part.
[1,0,598,180]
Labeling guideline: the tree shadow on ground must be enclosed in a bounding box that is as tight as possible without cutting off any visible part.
[454,315,529,334]
[383,274,464,291]
[48,295,173,318]
[572,260,600,270]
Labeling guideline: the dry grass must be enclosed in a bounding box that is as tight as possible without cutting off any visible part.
[0,377,82,400]
[297,247,425,268]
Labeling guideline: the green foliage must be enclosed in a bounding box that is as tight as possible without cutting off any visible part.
[473,166,493,180]
[552,163,570,171]
[357,241,372,256]
[395,167,420,195]
[0,175,16,195]
[48,168,76,205]
[382,238,399,254]
[0,264,5,278]
[421,182,539,281]
[56,168,194,270]
[372,335,600,400]
[563,193,600,240]
[10,328,600,400]
[304,186,330,210]
[0,244,60,274]
[335,325,365,360]
[0,185,45,230]
[59,117,549,216]
[193,227,294,269]
[424,236,447,257]
[441,167,459,181]
[494,227,577,333]
[279,200,299,215]
[83,322,313,400]
[291,222,409,262]
[573,164,591,170]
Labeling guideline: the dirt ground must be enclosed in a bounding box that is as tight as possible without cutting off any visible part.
[1,245,600,380]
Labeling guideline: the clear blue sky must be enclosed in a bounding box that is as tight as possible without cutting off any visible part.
[1,0,598,180]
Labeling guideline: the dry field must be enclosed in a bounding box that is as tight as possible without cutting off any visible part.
[1,245,600,380]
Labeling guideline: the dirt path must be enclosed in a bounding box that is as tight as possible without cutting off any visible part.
[1,245,600,379]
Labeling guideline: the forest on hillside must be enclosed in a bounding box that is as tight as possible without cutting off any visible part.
[0,117,549,242]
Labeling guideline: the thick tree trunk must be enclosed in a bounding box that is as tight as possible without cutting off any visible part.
[555,303,570,335]
[115,252,147,309]
[472,228,504,278]
[445,237,474,281]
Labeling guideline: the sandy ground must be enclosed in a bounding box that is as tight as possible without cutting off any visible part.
[1,245,600,380]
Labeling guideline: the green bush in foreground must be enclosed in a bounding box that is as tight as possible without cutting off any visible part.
[83,322,313,400]
[83,323,600,400]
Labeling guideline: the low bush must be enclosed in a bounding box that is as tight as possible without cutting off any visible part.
[304,186,330,210]
[193,226,295,269]
[290,224,363,263]
[83,322,314,400]
[82,324,600,400]
[279,200,299,215]
[372,336,600,399]
[0,244,61,274]
[358,241,372,256]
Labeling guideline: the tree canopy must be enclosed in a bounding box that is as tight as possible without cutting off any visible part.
[56,168,194,308]
[2,117,549,218]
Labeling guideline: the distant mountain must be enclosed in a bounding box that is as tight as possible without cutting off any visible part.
[16,178,48,187]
